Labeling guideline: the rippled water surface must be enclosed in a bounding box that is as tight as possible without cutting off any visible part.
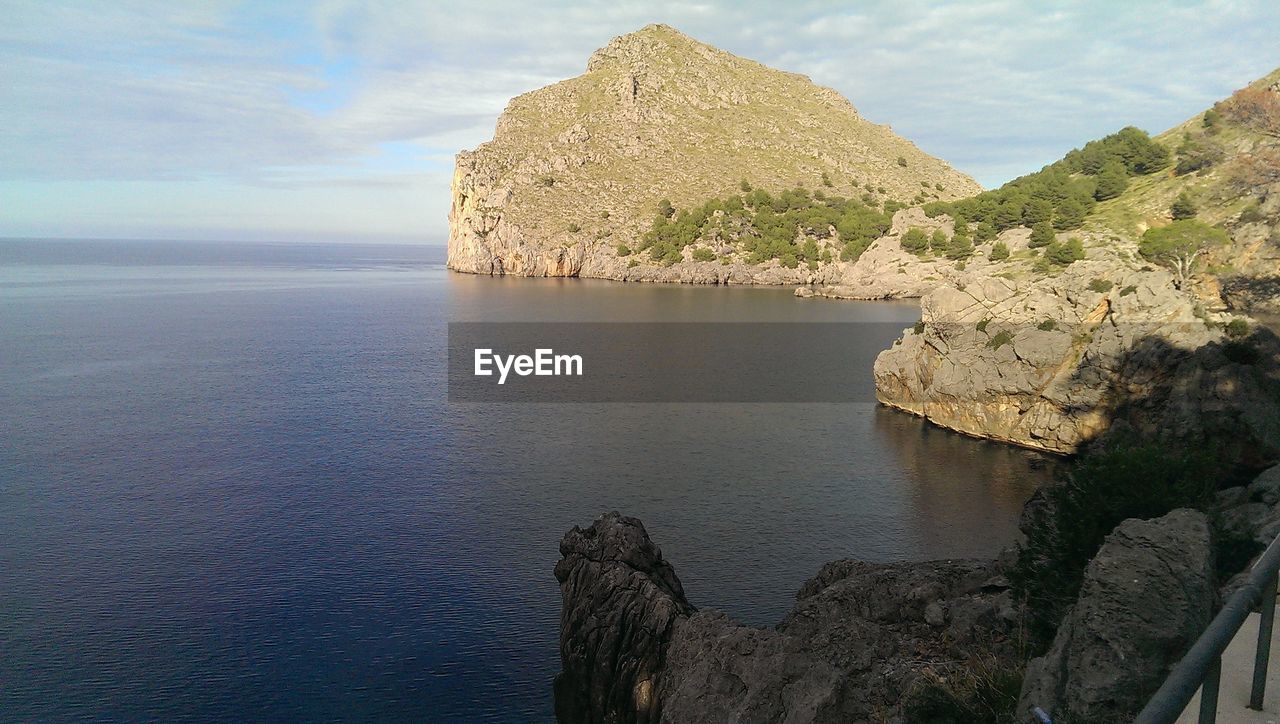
[0,239,1058,721]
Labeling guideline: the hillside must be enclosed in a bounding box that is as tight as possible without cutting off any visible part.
[447,24,980,281]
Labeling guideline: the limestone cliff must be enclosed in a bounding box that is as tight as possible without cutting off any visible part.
[447,24,980,280]
[871,239,1280,462]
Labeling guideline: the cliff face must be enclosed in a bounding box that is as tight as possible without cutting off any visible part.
[872,246,1280,462]
[447,24,980,280]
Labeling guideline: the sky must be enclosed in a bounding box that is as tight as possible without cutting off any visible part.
[2,1,1278,244]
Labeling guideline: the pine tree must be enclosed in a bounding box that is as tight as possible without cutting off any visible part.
[1094,160,1129,201]
[1029,221,1056,248]
[1170,191,1198,220]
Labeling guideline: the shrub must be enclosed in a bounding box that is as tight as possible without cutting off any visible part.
[821,171,833,187]
[1045,237,1086,266]
[1203,107,1221,130]
[536,175,556,187]
[1171,191,1198,220]
[901,228,930,254]
[658,199,675,218]
[946,235,974,260]
[1012,441,1218,651]
[616,244,632,256]
[976,318,990,332]
[930,229,949,253]
[913,320,926,334]
[740,179,752,192]
[600,210,611,219]
[627,258,640,268]
[1028,221,1056,248]
[901,658,1023,724]
[1240,201,1266,224]
[989,242,1010,261]
[987,330,1014,350]
[1087,278,1114,293]
[566,222,581,233]
[1225,317,1250,339]
[897,156,908,167]
[1120,285,1138,296]
[936,182,945,191]
[692,247,716,262]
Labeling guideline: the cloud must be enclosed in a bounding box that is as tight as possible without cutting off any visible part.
[2,0,1279,241]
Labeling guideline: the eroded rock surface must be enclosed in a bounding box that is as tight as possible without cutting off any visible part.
[553,512,693,723]
[1017,509,1215,722]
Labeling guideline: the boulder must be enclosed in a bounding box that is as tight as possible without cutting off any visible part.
[1017,509,1215,722]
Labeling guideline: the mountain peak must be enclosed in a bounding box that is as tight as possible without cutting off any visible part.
[586,23,718,73]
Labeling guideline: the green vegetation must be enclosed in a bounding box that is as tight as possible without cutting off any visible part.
[989,241,1010,261]
[922,127,1167,234]
[913,320,926,335]
[692,247,716,262]
[987,330,1014,350]
[616,244,632,256]
[976,318,990,332]
[640,186,894,266]
[897,156,908,167]
[1094,159,1129,200]
[901,228,930,254]
[1037,319,1058,331]
[1225,317,1250,339]
[901,658,1022,724]
[946,234,974,260]
[566,222,581,233]
[1170,191,1198,220]
[1087,278,1114,293]
[1044,237,1086,266]
[1012,441,1219,651]
[1138,220,1229,286]
[929,229,949,253]
[1028,221,1055,248]
[1120,285,1138,296]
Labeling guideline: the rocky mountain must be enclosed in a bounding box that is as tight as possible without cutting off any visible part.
[863,71,1280,460]
[447,24,980,281]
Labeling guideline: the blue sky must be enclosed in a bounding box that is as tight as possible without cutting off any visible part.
[2,0,1278,244]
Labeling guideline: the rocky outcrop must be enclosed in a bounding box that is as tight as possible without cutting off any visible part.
[872,246,1280,464]
[447,24,979,281]
[554,513,1020,722]
[553,512,694,723]
[1017,509,1215,722]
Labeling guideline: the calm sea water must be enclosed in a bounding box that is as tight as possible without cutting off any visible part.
[0,239,1057,721]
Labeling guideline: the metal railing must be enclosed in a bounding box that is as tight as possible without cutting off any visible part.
[1133,533,1280,723]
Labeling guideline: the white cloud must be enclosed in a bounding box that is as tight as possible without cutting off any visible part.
[2,0,1279,240]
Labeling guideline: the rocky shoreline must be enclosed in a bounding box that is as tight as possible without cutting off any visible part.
[556,463,1280,722]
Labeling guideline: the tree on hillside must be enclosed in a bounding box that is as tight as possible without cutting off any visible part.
[929,229,949,253]
[1170,191,1198,220]
[1053,198,1088,230]
[1219,86,1280,138]
[989,241,1010,261]
[901,228,929,253]
[946,233,974,260]
[1029,221,1056,248]
[1139,220,1230,288]
[1023,198,1054,226]
[1094,160,1129,200]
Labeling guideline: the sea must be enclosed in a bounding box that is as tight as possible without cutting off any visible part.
[0,238,1058,721]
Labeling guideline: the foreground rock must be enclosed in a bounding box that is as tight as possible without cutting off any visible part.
[553,512,693,723]
[447,24,978,281]
[1017,509,1215,722]
[554,512,1018,722]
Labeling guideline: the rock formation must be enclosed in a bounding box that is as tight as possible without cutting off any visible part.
[871,240,1280,463]
[554,512,1020,722]
[553,512,693,723]
[448,24,979,281]
[1017,509,1215,722]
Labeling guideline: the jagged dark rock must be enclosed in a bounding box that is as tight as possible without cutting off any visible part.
[1017,509,1215,722]
[552,512,694,723]
[554,514,1019,722]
